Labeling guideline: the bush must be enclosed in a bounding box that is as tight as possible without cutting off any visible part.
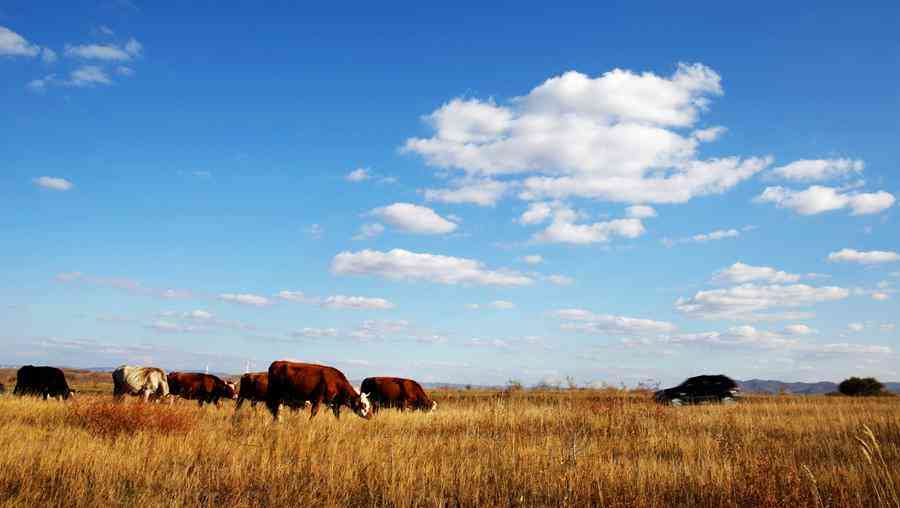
[838,377,885,397]
[67,400,198,437]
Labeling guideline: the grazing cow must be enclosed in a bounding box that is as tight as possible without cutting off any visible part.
[167,372,237,407]
[0,382,5,395]
[112,365,170,403]
[266,361,372,421]
[13,365,74,400]
[360,377,437,413]
[236,372,268,410]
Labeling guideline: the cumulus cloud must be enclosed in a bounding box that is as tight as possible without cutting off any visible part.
[68,65,112,87]
[675,283,850,321]
[321,295,396,310]
[520,254,544,265]
[424,179,509,207]
[827,248,900,264]
[783,324,816,335]
[345,168,370,182]
[41,48,57,63]
[769,158,864,182]
[218,293,272,307]
[56,272,192,300]
[847,322,865,332]
[488,300,515,310]
[661,225,754,247]
[404,63,770,205]
[663,325,800,350]
[352,223,384,240]
[331,249,534,286]
[692,126,727,142]
[370,203,458,235]
[872,292,891,301]
[756,185,894,215]
[32,176,73,191]
[712,262,801,284]
[555,308,677,337]
[544,274,574,286]
[65,37,141,61]
[625,205,657,218]
[291,327,339,338]
[0,26,41,57]
[525,202,644,244]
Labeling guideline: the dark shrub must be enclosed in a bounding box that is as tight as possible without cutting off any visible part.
[838,377,885,397]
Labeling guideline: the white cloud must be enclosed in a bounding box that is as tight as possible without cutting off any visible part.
[545,274,574,286]
[489,300,515,310]
[555,308,677,337]
[116,65,134,76]
[424,179,509,206]
[277,290,315,303]
[148,320,202,334]
[32,176,73,191]
[872,292,890,301]
[352,223,384,240]
[331,248,534,286]
[692,126,727,142]
[64,43,129,61]
[124,38,142,56]
[518,202,554,225]
[345,168,370,182]
[847,322,865,332]
[827,248,900,264]
[183,309,213,321]
[661,226,752,247]
[304,224,323,239]
[534,216,644,245]
[27,75,55,93]
[756,185,894,215]
[218,293,272,307]
[405,64,770,205]
[712,262,801,284]
[675,283,850,321]
[521,254,544,265]
[291,327,339,338]
[321,295,396,310]
[41,48,57,63]
[664,325,800,350]
[783,324,816,335]
[0,26,41,57]
[804,343,892,355]
[68,65,112,87]
[464,304,480,310]
[769,158,864,182]
[625,205,657,218]
[369,203,458,234]
[880,324,896,332]
[348,319,410,342]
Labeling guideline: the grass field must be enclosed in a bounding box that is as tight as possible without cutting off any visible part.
[0,374,897,507]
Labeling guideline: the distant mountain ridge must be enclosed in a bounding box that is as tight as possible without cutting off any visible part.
[738,379,900,395]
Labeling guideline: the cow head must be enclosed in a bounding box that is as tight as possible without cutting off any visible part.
[354,392,373,419]
[224,381,238,399]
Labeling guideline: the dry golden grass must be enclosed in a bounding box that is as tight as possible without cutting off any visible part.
[0,386,897,507]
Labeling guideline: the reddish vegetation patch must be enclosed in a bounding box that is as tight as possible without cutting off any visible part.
[67,400,198,437]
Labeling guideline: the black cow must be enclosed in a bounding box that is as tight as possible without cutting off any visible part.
[13,366,74,400]
[654,374,739,406]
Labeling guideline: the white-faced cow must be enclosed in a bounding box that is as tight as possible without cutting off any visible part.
[265,361,372,421]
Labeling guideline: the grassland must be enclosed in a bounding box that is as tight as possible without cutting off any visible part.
[0,374,897,507]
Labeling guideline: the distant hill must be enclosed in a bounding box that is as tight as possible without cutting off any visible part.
[739,379,900,395]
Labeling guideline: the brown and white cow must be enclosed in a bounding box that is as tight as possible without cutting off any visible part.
[265,361,372,421]
[167,372,237,407]
[112,365,170,403]
[360,376,437,413]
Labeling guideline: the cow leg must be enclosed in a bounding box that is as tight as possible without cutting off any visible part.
[266,400,281,422]
[142,389,151,403]
[197,398,205,408]
[332,404,341,419]
[309,401,321,419]
[236,397,245,410]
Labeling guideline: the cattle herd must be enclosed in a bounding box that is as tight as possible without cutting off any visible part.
[7,360,439,421]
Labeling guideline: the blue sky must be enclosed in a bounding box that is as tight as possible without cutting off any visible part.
[2,2,898,386]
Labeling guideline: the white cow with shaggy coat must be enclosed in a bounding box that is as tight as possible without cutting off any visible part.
[112,365,171,402]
